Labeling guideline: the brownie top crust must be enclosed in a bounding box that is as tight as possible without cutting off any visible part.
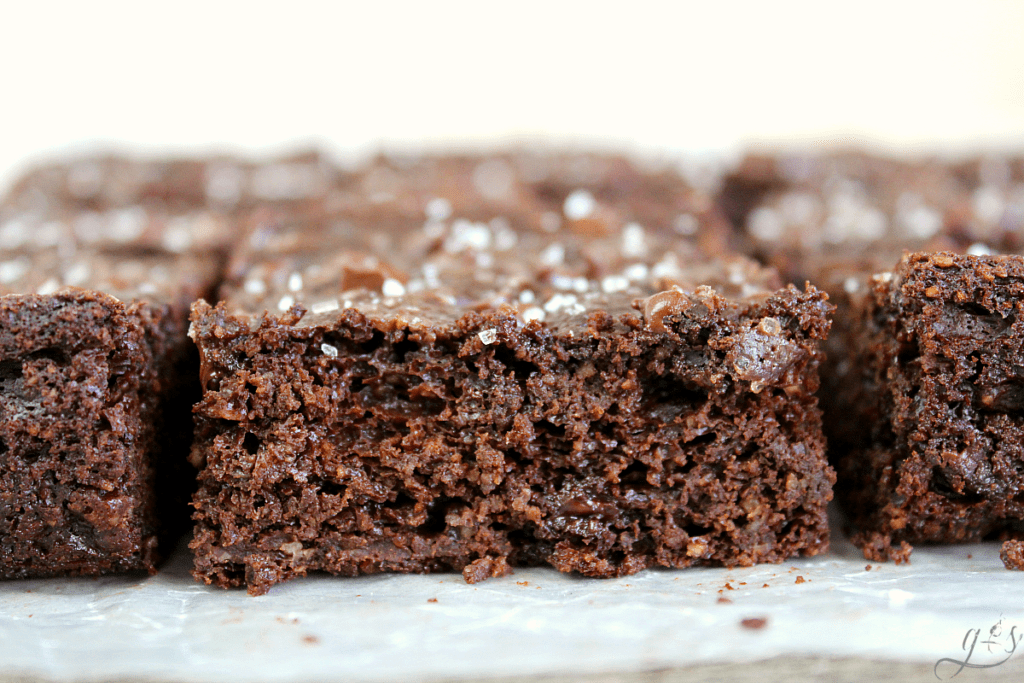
[211,151,758,335]
[726,152,962,246]
[0,247,220,307]
[221,218,776,332]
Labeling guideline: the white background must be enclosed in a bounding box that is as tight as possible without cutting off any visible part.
[2,0,1023,192]
[3,5,1024,679]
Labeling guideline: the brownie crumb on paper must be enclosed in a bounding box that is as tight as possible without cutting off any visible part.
[1001,540,1024,570]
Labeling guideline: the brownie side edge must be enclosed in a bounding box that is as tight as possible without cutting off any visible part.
[832,252,1024,561]
[0,291,157,577]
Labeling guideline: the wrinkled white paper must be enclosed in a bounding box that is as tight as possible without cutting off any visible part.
[3,508,1023,683]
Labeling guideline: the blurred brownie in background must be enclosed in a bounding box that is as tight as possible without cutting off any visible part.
[0,150,344,256]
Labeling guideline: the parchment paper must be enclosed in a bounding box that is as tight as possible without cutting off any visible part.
[2,507,1023,683]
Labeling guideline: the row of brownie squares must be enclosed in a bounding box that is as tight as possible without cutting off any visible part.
[0,150,1021,594]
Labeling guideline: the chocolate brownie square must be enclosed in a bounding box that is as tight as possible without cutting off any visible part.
[189,167,835,595]
[0,152,243,578]
[829,252,1024,561]
[719,152,1024,560]
[0,246,219,577]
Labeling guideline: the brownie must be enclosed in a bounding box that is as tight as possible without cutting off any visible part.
[0,153,237,578]
[0,244,221,577]
[719,152,1024,561]
[189,172,835,595]
[947,155,1024,253]
[722,151,1024,285]
[0,150,348,578]
[825,252,1024,561]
